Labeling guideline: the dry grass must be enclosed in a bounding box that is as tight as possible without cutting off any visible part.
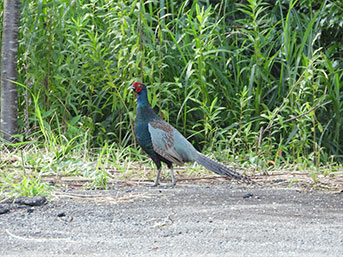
[1,144,342,200]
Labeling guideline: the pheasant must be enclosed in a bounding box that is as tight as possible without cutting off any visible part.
[129,82,247,186]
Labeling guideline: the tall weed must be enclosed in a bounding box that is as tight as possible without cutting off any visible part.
[0,0,341,169]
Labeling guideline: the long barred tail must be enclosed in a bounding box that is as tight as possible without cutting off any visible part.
[195,153,247,180]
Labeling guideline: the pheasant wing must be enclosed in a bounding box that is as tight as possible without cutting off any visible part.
[148,121,184,166]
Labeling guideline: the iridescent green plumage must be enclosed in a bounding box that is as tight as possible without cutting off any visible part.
[130,82,246,186]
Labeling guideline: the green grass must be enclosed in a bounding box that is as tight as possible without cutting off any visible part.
[1,133,341,199]
[0,140,145,198]
[1,0,343,197]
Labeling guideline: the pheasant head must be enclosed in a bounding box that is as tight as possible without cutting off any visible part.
[129,81,149,106]
[129,82,146,94]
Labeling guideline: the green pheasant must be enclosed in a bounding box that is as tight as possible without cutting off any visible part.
[130,82,247,186]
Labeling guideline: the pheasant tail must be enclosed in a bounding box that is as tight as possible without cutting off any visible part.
[195,153,246,180]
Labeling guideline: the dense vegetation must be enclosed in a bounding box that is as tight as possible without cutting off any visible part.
[0,0,342,195]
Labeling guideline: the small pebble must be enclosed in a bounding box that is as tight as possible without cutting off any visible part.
[243,193,254,199]
[27,208,34,213]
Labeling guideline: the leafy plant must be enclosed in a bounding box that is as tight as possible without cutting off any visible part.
[0,0,341,188]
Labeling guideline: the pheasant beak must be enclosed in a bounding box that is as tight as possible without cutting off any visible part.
[128,85,135,90]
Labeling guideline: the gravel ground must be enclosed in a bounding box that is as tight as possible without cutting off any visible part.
[0,181,342,257]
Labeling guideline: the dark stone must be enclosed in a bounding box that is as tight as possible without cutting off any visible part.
[243,193,254,199]
[27,208,34,213]
[273,179,285,183]
[14,196,47,206]
[57,212,66,217]
[0,205,10,215]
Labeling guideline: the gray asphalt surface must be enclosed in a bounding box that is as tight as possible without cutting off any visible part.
[0,182,342,256]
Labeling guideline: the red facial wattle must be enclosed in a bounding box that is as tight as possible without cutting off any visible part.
[133,82,144,93]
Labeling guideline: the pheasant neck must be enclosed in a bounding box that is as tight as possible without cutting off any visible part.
[136,89,150,108]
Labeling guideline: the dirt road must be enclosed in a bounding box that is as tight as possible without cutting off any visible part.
[1,181,342,256]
